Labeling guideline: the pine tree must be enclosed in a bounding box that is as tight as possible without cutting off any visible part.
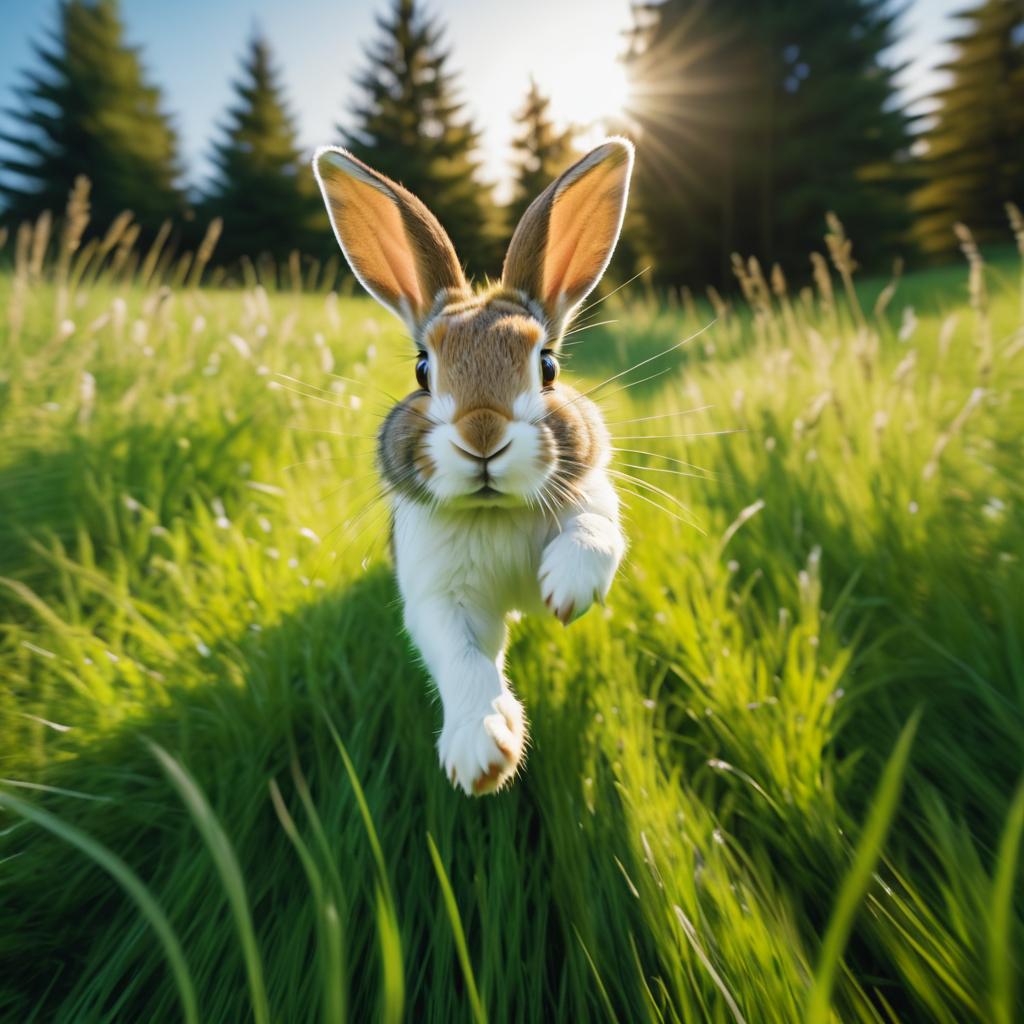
[507,78,576,228]
[622,0,912,286]
[202,33,322,265]
[339,0,497,275]
[0,0,182,234]
[912,0,1024,257]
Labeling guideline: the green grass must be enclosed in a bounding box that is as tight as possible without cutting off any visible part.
[0,221,1022,1022]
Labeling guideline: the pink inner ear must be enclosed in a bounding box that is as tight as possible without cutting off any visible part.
[324,167,423,313]
[542,160,625,311]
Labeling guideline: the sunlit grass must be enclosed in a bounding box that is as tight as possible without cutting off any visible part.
[0,209,1022,1021]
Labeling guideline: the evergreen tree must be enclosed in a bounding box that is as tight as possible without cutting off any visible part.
[202,33,322,264]
[340,0,497,275]
[622,0,912,286]
[507,78,576,228]
[912,0,1024,257]
[0,0,182,233]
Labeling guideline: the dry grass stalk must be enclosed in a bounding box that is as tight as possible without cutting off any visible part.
[731,252,754,304]
[809,252,837,333]
[304,257,320,293]
[705,284,728,322]
[937,313,959,364]
[825,211,866,330]
[29,211,52,282]
[240,255,258,290]
[1007,202,1024,323]
[188,218,223,288]
[873,257,904,323]
[923,387,986,480]
[320,254,339,295]
[953,222,992,379]
[96,212,133,263]
[54,176,92,319]
[69,238,100,294]
[58,177,91,270]
[681,285,697,324]
[140,220,172,288]
[110,223,141,280]
[170,252,194,289]
[770,262,801,339]
[7,223,33,348]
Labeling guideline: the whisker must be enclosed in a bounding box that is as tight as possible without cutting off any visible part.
[573,265,651,319]
[562,318,619,338]
[604,405,713,427]
[537,320,715,425]
[554,449,704,530]
[543,366,675,427]
[279,371,439,429]
[616,484,704,533]
[611,429,743,441]
[274,372,349,399]
[271,380,354,410]
[287,426,378,441]
[611,447,713,472]
[615,460,715,481]
[561,320,715,408]
[605,468,701,523]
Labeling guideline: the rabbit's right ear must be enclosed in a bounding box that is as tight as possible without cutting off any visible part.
[502,138,633,338]
[313,147,467,331]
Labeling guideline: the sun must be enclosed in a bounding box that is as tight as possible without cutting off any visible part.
[536,46,632,135]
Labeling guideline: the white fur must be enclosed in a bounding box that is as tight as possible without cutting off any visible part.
[392,467,624,795]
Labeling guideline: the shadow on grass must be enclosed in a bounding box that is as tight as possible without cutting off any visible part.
[0,566,667,1024]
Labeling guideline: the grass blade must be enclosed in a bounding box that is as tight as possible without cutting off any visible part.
[804,709,921,1023]
[269,779,346,1024]
[147,741,270,1024]
[0,788,198,1024]
[321,710,404,1024]
[426,831,486,1024]
[989,777,1024,1024]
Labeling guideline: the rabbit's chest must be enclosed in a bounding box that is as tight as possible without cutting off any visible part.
[392,500,547,610]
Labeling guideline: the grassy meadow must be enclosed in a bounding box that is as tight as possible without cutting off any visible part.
[1,212,1023,1023]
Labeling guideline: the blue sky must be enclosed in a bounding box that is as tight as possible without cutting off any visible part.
[0,0,962,196]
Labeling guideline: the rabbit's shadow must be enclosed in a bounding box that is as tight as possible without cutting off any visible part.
[2,564,659,1023]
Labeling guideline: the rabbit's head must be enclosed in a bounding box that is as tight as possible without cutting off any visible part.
[313,139,633,510]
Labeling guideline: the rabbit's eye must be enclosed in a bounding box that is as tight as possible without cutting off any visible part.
[540,351,559,387]
[415,353,429,391]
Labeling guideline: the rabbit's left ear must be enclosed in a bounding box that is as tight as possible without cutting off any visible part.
[502,138,634,336]
[313,146,467,332]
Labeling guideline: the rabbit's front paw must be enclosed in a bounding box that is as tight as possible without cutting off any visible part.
[539,524,620,625]
[438,692,526,796]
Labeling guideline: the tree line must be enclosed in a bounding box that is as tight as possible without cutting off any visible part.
[1,0,1022,288]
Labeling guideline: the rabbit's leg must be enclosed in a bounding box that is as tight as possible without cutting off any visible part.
[539,471,625,624]
[405,595,526,795]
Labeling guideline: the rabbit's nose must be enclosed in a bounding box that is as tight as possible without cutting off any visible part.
[455,408,510,460]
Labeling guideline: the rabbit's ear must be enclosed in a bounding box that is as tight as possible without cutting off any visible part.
[313,146,467,331]
[502,138,633,334]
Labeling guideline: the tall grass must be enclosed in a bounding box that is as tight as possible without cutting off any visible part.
[0,189,1021,1021]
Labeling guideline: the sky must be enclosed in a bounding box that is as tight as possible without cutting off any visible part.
[0,0,964,199]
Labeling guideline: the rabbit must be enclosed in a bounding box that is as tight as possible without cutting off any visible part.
[312,138,634,795]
